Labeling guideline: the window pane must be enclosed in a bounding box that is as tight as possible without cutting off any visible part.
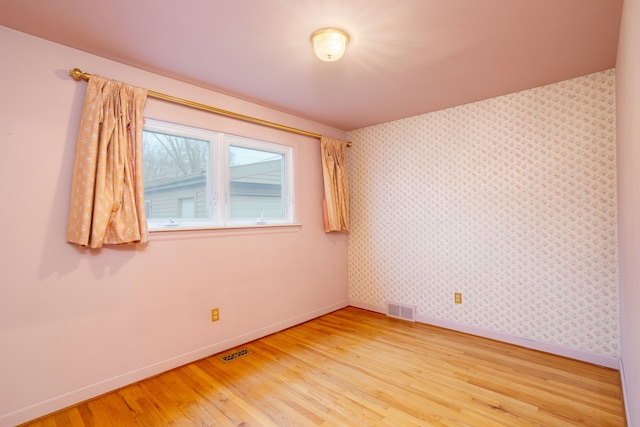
[143,130,209,220]
[229,145,284,220]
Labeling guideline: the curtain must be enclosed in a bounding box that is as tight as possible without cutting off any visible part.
[320,136,350,232]
[66,75,149,248]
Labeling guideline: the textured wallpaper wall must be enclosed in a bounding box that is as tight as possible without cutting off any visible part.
[347,70,619,357]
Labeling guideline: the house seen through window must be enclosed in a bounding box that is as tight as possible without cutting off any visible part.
[142,119,293,229]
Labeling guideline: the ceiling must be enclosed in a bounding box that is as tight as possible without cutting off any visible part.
[0,0,623,131]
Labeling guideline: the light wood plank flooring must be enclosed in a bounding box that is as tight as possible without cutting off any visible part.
[22,307,626,426]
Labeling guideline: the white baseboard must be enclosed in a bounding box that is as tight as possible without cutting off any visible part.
[0,300,349,427]
[349,300,620,369]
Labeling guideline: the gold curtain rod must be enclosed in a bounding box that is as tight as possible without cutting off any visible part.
[69,68,350,147]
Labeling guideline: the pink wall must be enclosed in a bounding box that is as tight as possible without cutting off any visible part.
[0,26,348,426]
[616,0,640,424]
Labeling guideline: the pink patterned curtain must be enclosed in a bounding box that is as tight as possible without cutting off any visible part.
[66,75,149,248]
[320,136,350,232]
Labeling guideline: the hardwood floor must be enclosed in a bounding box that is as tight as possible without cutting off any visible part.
[22,307,626,426]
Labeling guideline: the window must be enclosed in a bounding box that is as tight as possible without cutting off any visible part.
[143,119,294,230]
[179,197,195,218]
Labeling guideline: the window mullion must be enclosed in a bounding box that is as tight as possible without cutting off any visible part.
[213,134,225,226]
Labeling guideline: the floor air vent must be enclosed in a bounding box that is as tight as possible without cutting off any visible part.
[386,302,416,322]
[220,348,252,363]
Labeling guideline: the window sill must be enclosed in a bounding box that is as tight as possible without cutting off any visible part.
[148,223,303,240]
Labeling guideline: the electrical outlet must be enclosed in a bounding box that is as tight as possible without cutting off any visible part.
[211,308,220,322]
[454,293,462,304]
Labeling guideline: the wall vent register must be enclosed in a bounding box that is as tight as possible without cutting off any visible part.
[386,302,416,322]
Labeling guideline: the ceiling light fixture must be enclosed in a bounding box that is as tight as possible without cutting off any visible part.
[311,28,350,62]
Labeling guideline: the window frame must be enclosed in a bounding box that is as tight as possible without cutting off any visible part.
[142,119,295,231]
[223,134,293,226]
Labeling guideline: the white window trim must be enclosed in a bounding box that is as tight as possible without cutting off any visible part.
[143,119,295,231]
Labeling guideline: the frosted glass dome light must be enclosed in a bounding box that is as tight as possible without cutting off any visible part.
[311,28,349,62]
